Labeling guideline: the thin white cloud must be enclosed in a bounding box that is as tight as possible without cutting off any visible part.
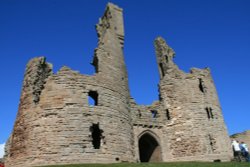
[0,143,5,158]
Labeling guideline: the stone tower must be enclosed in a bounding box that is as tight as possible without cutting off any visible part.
[5,3,133,167]
[154,37,232,161]
[130,37,232,163]
[5,3,233,167]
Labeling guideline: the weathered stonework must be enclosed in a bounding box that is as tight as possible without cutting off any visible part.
[5,3,233,167]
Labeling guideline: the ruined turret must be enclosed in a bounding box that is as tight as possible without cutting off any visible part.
[5,3,133,167]
[155,37,232,162]
[5,3,232,167]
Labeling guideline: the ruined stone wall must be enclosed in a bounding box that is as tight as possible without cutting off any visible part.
[131,99,165,162]
[154,37,232,162]
[5,3,134,167]
[4,57,53,166]
[5,3,233,167]
[130,37,232,163]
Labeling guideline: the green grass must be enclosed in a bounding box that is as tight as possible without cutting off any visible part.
[41,162,250,167]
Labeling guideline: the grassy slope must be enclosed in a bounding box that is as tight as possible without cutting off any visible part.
[41,162,250,167]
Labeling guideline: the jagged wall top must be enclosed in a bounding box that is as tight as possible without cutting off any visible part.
[4,3,233,166]
[96,3,124,46]
[154,37,175,62]
[154,37,176,79]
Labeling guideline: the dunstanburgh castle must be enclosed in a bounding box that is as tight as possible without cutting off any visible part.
[4,3,234,167]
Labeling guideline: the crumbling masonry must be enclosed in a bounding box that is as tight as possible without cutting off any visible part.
[5,3,233,167]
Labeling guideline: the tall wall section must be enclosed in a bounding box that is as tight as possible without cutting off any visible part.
[154,37,232,162]
[5,3,134,167]
[131,37,232,162]
[131,99,166,162]
[5,2,233,166]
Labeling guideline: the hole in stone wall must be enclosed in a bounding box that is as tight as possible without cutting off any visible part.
[206,107,210,119]
[89,123,103,149]
[92,56,99,73]
[166,109,171,120]
[214,159,221,162]
[165,55,168,63]
[139,133,162,162]
[159,63,165,78]
[199,78,206,93]
[206,107,214,119]
[210,108,214,119]
[151,110,158,118]
[88,91,98,106]
[115,157,120,161]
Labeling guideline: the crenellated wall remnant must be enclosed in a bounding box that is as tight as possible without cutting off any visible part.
[5,3,233,167]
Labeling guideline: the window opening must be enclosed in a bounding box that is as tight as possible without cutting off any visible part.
[166,109,171,120]
[159,63,165,78]
[151,110,158,118]
[92,56,99,73]
[199,78,206,93]
[165,55,168,63]
[88,91,98,106]
[210,108,214,119]
[206,107,214,119]
[90,123,103,149]
[206,107,210,119]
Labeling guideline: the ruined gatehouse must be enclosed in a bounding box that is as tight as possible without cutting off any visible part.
[5,3,233,167]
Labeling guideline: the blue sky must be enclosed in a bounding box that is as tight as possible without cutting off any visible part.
[0,0,249,152]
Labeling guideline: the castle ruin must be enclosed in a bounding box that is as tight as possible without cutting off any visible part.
[5,3,233,167]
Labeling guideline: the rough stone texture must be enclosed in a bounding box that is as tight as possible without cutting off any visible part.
[131,37,233,162]
[5,3,233,167]
[231,130,250,149]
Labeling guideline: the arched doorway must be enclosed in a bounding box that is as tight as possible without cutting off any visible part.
[138,133,162,162]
